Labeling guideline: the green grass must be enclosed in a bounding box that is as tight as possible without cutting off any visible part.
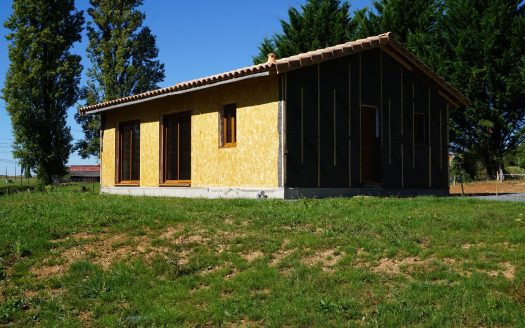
[0,176,37,187]
[0,188,524,327]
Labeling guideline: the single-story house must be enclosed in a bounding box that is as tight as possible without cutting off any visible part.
[79,32,469,199]
[68,165,100,182]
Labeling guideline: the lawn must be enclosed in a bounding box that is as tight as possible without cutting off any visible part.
[0,189,524,327]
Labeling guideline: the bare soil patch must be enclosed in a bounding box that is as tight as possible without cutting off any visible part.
[33,232,174,279]
[367,256,516,281]
[269,239,294,267]
[241,250,264,262]
[302,249,346,271]
[450,181,525,195]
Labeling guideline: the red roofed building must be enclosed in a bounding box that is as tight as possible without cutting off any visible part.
[68,165,100,182]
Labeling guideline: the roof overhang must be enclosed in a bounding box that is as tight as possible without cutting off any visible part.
[80,32,469,115]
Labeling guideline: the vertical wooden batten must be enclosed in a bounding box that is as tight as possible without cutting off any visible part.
[401,144,404,188]
[412,83,415,169]
[388,98,392,165]
[380,49,383,147]
[400,67,404,136]
[300,87,304,164]
[348,61,352,187]
[446,103,450,185]
[428,87,431,188]
[333,89,337,166]
[317,64,321,188]
[359,53,362,185]
[440,109,443,170]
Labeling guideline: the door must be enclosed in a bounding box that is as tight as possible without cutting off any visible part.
[361,106,378,184]
[162,111,191,185]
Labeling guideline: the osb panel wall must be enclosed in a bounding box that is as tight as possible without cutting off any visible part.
[100,75,280,188]
[100,119,114,187]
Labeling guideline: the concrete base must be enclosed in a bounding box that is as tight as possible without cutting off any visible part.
[101,186,285,199]
[284,187,449,199]
[101,186,448,199]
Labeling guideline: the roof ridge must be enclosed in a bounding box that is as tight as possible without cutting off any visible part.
[80,32,468,114]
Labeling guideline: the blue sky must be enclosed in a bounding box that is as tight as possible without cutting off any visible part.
[0,0,372,176]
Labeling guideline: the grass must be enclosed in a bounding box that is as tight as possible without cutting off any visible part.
[0,188,524,327]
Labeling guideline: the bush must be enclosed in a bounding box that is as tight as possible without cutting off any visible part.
[506,166,525,175]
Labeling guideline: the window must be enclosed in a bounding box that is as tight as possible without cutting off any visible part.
[221,104,236,147]
[162,111,191,184]
[414,113,426,144]
[118,120,140,184]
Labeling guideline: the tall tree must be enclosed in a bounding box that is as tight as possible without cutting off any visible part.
[74,0,165,159]
[353,0,439,45]
[2,0,83,184]
[253,0,361,64]
[433,0,525,175]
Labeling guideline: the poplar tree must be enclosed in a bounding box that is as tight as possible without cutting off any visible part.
[2,0,83,184]
[74,0,165,159]
[253,0,361,64]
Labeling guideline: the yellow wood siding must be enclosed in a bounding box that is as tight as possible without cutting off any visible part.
[101,75,280,188]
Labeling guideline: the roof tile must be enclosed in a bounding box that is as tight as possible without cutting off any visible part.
[80,32,468,113]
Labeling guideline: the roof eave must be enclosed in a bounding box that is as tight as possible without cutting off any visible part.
[81,70,273,115]
[383,41,470,108]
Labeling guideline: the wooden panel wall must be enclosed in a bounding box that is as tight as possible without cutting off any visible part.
[285,48,451,189]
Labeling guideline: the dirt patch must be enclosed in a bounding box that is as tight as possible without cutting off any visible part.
[241,250,264,262]
[269,239,295,267]
[78,310,94,328]
[225,268,238,280]
[368,256,515,281]
[224,318,264,328]
[31,265,64,279]
[174,234,208,245]
[52,232,99,243]
[33,232,178,279]
[159,225,182,239]
[200,262,230,276]
[450,181,525,195]
[488,262,516,280]
[301,249,346,271]
[372,257,422,275]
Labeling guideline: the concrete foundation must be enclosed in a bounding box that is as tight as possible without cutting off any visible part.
[101,186,448,199]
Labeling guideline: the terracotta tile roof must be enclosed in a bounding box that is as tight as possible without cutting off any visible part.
[80,32,468,114]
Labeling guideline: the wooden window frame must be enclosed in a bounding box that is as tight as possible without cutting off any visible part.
[414,112,426,144]
[160,112,191,187]
[220,104,237,148]
[116,120,140,186]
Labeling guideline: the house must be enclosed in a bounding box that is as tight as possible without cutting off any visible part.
[79,32,469,199]
[68,165,100,182]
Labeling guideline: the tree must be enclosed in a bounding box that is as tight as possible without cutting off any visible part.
[253,0,361,64]
[433,0,525,176]
[353,0,439,44]
[2,0,84,184]
[74,0,165,159]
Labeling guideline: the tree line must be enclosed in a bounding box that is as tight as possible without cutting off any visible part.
[2,0,524,184]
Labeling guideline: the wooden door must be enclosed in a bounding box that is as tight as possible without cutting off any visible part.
[163,111,191,184]
[361,106,378,184]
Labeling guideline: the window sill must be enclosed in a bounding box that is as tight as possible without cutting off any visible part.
[115,182,140,187]
[160,181,191,187]
[220,143,237,149]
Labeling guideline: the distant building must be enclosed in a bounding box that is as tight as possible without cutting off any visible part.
[68,165,100,182]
